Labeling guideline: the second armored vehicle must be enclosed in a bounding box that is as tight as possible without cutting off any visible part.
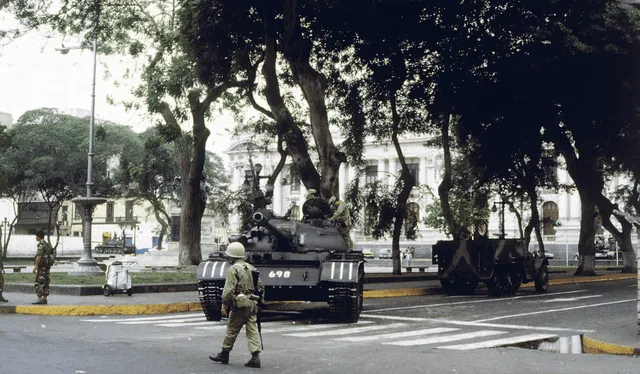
[94,238,136,255]
[432,238,549,297]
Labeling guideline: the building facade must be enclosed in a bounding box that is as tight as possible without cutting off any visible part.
[225,133,635,259]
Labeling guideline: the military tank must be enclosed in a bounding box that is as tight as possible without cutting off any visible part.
[197,162,364,323]
[432,236,549,297]
[94,238,136,255]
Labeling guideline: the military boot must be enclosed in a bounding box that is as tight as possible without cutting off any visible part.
[245,352,260,368]
[0,293,8,303]
[32,298,47,305]
[209,349,230,364]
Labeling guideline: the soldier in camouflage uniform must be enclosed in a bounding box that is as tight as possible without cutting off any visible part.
[0,260,8,302]
[210,242,264,368]
[33,230,54,305]
[328,196,353,250]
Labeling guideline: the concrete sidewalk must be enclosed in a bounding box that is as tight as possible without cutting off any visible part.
[1,270,637,356]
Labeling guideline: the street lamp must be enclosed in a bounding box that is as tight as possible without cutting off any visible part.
[62,30,106,275]
[492,194,508,239]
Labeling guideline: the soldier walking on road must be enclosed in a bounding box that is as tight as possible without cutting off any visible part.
[328,196,353,250]
[33,230,54,305]
[210,242,264,368]
[0,261,8,303]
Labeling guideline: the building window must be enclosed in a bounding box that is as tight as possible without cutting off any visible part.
[542,201,559,236]
[125,201,134,220]
[291,179,301,192]
[106,202,114,223]
[364,204,376,237]
[405,202,420,237]
[61,206,68,224]
[365,165,378,184]
[171,215,180,241]
[407,163,419,182]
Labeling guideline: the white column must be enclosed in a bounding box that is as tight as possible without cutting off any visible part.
[339,163,347,198]
[388,158,396,187]
[274,173,282,215]
[419,157,427,185]
[377,159,386,182]
[233,168,240,189]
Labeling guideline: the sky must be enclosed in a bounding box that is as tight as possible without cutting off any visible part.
[0,12,235,158]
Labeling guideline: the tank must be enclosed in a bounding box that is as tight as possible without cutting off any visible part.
[432,237,549,297]
[94,239,136,255]
[197,162,364,323]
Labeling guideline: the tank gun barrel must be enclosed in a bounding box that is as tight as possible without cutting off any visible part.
[253,212,292,243]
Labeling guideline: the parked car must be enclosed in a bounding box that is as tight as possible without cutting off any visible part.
[362,248,375,259]
[574,251,609,260]
[378,248,392,259]
[532,250,554,259]
[606,249,622,259]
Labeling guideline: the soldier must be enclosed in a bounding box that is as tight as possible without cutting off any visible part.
[33,229,54,305]
[328,196,353,250]
[0,260,8,303]
[210,242,264,368]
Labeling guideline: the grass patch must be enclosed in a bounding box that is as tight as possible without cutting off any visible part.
[4,272,196,285]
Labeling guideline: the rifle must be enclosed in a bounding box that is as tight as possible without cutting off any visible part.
[250,269,264,350]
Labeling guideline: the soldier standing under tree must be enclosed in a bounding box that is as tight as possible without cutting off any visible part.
[210,242,264,368]
[33,230,54,305]
[328,196,353,250]
[0,260,8,303]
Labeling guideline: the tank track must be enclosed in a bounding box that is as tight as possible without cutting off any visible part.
[197,280,223,321]
[327,273,364,323]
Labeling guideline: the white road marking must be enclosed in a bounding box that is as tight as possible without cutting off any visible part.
[156,321,224,327]
[193,325,233,331]
[472,299,636,323]
[542,295,602,303]
[366,290,588,313]
[438,333,558,350]
[261,321,374,333]
[335,327,459,342]
[359,314,595,333]
[285,323,406,337]
[384,330,506,346]
[118,317,205,324]
[81,313,200,323]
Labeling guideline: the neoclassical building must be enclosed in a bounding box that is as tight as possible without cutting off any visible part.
[225,132,628,259]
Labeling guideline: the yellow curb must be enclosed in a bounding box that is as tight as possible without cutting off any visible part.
[520,273,636,288]
[364,288,433,298]
[583,337,640,356]
[1,302,203,316]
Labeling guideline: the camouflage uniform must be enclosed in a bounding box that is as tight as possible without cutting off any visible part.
[34,238,54,302]
[330,200,353,250]
[221,259,264,353]
[0,261,7,302]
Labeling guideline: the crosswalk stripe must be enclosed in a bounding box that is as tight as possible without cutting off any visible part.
[194,325,233,331]
[334,327,460,342]
[285,323,406,337]
[438,333,558,350]
[81,313,200,323]
[118,317,205,324]
[384,330,507,346]
[261,321,374,334]
[156,321,225,327]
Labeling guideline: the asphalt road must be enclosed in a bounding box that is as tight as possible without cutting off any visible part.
[1,280,638,374]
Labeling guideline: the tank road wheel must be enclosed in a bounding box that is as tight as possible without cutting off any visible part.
[440,279,457,295]
[198,280,223,321]
[485,267,510,297]
[534,264,549,293]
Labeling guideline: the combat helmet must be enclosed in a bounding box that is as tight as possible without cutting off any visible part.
[225,242,245,259]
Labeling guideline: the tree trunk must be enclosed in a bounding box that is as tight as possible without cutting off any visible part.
[282,0,344,198]
[575,193,597,276]
[152,201,171,250]
[437,114,462,238]
[261,10,321,191]
[599,199,637,273]
[389,93,415,275]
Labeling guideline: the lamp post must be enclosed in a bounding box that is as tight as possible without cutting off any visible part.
[492,195,508,239]
[60,33,106,276]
